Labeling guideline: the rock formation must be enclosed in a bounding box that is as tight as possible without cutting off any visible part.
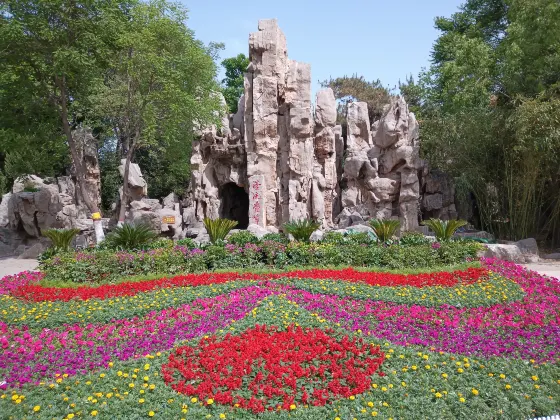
[420,167,458,220]
[184,19,423,235]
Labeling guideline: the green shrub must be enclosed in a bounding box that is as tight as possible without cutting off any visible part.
[262,233,289,244]
[283,219,320,242]
[369,219,400,243]
[322,231,346,245]
[176,238,198,249]
[227,231,260,246]
[42,228,80,252]
[345,231,376,245]
[423,218,468,241]
[40,240,482,283]
[204,218,238,244]
[103,223,159,250]
[146,238,174,250]
[400,231,430,246]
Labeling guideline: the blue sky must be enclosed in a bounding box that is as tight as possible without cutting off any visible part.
[183,0,464,97]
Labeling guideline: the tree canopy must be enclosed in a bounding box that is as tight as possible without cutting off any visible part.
[0,0,222,215]
[221,53,249,114]
[408,0,560,244]
[321,75,392,125]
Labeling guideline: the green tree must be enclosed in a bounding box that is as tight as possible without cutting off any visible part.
[90,0,221,223]
[221,53,249,113]
[0,0,131,241]
[416,0,560,244]
[320,75,392,124]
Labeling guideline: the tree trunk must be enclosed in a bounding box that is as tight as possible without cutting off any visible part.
[118,140,137,225]
[56,76,105,243]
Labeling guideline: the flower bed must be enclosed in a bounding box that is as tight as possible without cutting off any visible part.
[0,259,558,419]
[39,241,482,283]
[11,266,487,302]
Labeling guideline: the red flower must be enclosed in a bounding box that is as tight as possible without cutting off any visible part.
[161,325,385,412]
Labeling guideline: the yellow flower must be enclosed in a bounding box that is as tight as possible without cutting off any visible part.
[148,411,155,417]
[459,397,466,403]
[335,418,341,420]
[207,398,214,405]
[219,415,226,419]
[505,384,511,390]
[33,406,40,412]
[129,383,135,388]
[381,387,388,392]
[435,392,442,398]
[191,397,197,403]
[144,376,149,381]
[289,404,296,410]
[367,401,374,407]
[371,412,378,417]
[472,389,479,396]
[144,364,150,371]
[457,368,464,373]
[139,399,145,404]
[117,371,122,376]
[531,375,538,381]
[442,373,448,379]
[149,384,155,390]
[91,411,98,417]
[68,415,75,419]
[499,374,505,379]
[108,362,113,367]
[99,374,105,378]
[349,395,355,400]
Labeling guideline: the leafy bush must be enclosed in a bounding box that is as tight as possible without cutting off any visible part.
[261,233,289,244]
[400,231,430,246]
[22,180,40,193]
[423,218,468,241]
[43,228,80,252]
[322,232,346,245]
[227,231,260,246]
[204,218,238,244]
[176,238,198,249]
[103,223,159,250]
[369,219,400,243]
[283,219,321,242]
[345,231,376,245]
[40,241,481,283]
[146,238,174,250]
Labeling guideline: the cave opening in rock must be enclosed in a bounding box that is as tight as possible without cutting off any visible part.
[220,183,249,229]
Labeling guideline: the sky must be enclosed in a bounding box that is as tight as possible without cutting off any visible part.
[183,0,464,97]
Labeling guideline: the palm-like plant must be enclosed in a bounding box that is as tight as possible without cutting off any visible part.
[422,218,468,241]
[204,218,238,244]
[43,228,80,252]
[283,219,320,242]
[369,219,400,243]
[104,223,158,250]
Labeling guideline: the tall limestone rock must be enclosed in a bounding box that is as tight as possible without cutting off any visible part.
[184,19,422,235]
[340,97,421,231]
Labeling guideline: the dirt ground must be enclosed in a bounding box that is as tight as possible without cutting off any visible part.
[1,257,559,280]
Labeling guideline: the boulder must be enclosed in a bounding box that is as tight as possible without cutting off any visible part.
[310,230,324,242]
[513,238,539,263]
[483,244,530,263]
[162,192,178,209]
[543,253,560,260]
[17,242,46,259]
[247,223,269,239]
[346,224,375,236]
[126,210,160,232]
[0,193,11,227]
